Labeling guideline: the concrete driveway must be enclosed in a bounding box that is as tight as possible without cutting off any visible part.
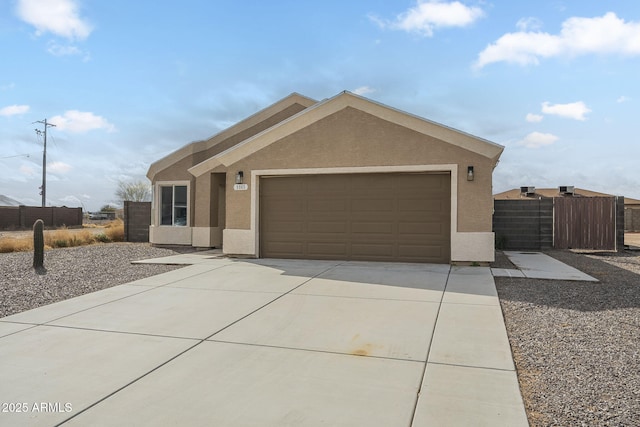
[0,256,527,426]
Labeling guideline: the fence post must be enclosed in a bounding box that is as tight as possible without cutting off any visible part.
[124,201,130,242]
[18,205,25,228]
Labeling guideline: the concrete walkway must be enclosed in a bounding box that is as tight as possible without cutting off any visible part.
[493,251,598,281]
[0,255,528,426]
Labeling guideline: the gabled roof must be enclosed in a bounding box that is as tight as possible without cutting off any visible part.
[188,91,504,177]
[494,187,618,199]
[147,93,317,180]
[626,197,640,206]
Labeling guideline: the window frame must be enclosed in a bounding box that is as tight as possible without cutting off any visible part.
[155,181,190,227]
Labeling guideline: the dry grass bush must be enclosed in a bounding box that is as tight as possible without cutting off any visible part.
[45,229,97,248]
[105,219,124,242]
[0,238,32,253]
[0,220,126,253]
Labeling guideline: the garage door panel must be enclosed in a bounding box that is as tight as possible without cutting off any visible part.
[307,221,348,233]
[351,199,395,212]
[398,244,448,261]
[350,174,395,188]
[263,178,305,194]
[260,173,450,263]
[306,175,347,194]
[263,199,304,214]
[307,199,348,213]
[263,241,305,258]
[398,222,446,235]
[398,199,447,212]
[266,221,305,233]
[351,243,394,258]
[351,222,394,234]
[307,242,348,257]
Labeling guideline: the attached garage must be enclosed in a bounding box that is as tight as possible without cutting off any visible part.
[148,91,504,264]
[260,173,451,263]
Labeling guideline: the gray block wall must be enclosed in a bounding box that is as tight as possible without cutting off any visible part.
[493,199,553,250]
[124,201,151,242]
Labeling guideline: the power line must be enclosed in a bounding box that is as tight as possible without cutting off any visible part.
[0,153,35,159]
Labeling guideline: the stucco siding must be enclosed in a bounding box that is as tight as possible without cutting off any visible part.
[225,107,493,232]
[153,155,200,182]
[199,103,309,163]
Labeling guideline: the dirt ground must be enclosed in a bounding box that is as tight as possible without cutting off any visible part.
[626,232,640,247]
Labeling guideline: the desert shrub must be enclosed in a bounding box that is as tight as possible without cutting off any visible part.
[0,220,125,253]
[105,222,124,242]
[66,230,95,247]
[104,218,122,228]
[0,238,32,253]
[94,233,111,243]
[45,230,74,248]
[52,239,69,248]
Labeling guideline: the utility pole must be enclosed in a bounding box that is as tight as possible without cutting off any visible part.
[34,119,56,207]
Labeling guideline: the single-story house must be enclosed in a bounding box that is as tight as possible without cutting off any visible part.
[625,197,640,232]
[146,91,504,264]
[494,186,618,200]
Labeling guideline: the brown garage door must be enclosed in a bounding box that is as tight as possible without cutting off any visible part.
[259,173,450,263]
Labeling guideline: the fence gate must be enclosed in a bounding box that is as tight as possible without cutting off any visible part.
[553,197,616,250]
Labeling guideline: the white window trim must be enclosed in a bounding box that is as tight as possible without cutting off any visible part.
[154,180,190,227]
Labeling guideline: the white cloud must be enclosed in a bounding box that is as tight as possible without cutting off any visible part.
[47,41,80,55]
[49,161,72,173]
[475,12,640,68]
[49,110,115,133]
[526,113,543,123]
[371,1,485,37]
[516,17,543,32]
[0,105,30,116]
[352,86,376,96]
[1,83,16,91]
[617,95,630,103]
[518,132,559,148]
[16,0,92,40]
[541,101,591,121]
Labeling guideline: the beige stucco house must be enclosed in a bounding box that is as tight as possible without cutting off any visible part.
[146,91,503,263]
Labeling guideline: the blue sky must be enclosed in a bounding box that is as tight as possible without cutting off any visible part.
[1,0,639,211]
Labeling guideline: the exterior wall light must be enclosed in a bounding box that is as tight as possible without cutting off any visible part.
[235,171,244,184]
[467,166,474,181]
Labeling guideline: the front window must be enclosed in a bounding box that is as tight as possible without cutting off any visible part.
[160,185,187,226]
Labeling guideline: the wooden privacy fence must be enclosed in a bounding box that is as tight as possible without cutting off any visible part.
[554,197,616,250]
[494,197,624,251]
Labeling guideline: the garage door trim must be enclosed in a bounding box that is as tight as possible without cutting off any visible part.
[247,164,459,260]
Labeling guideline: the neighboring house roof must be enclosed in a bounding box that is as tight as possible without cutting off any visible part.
[188,91,504,177]
[625,197,640,206]
[494,187,618,199]
[0,195,22,206]
[147,92,318,181]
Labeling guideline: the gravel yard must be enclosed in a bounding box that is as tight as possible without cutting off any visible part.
[494,249,640,426]
[0,243,182,318]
